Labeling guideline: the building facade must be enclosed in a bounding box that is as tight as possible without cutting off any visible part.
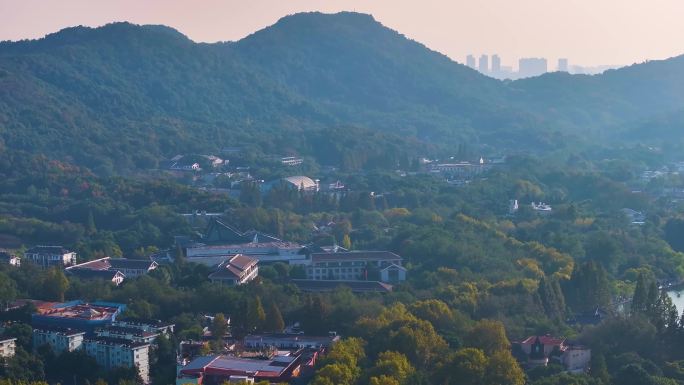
[24,246,77,269]
[84,337,150,384]
[0,338,17,358]
[32,328,85,353]
[208,254,259,285]
[299,251,406,283]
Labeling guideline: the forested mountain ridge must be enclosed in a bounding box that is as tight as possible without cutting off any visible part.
[1,12,684,173]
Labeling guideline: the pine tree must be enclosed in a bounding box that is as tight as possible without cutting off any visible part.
[631,273,649,315]
[264,301,285,332]
[86,210,97,235]
[246,296,266,332]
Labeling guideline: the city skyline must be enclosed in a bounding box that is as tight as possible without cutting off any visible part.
[1,0,684,67]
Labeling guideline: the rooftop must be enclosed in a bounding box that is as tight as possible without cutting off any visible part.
[33,326,86,337]
[180,354,297,378]
[521,335,567,346]
[26,246,72,255]
[34,301,125,321]
[85,336,150,349]
[310,251,402,262]
[67,268,123,281]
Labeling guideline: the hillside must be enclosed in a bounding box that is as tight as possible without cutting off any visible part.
[1,12,684,173]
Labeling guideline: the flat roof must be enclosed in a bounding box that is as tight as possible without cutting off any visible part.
[310,251,402,262]
[181,354,297,378]
[35,301,124,321]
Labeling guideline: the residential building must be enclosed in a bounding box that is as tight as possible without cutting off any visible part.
[491,54,501,74]
[518,57,548,78]
[32,301,126,335]
[95,326,158,344]
[85,337,150,384]
[66,257,158,278]
[244,333,339,351]
[24,246,77,269]
[112,319,175,335]
[32,327,86,353]
[291,279,393,293]
[531,202,553,214]
[558,58,569,72]
[280,157,304,167]
[466,54,476,68]
[0,250,20,267]
[66,268,126,286]
[0,337,16,358]
[208,254,259,285]
[513,335,591,373]
[177,353,304,385]
[298,251,406,283]
[479,54,489,73]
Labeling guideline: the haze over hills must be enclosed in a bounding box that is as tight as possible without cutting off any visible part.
[1,11,684,173]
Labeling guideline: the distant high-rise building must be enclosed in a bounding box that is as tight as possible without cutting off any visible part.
[491,54,501,74]
[558,58,569,72]
[518,57,548,78]
[479,54,489,73]
[466,54,476,69]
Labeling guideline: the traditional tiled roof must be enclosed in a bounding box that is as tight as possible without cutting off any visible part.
[310,251,402,262]
[291,279,393,293]
[108,258,156,270]
[521,335,566,346]
[208,254,257,281]
[67,268,123,281]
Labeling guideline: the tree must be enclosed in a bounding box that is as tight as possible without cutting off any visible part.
[369,351,415,383]
[484,350,525,385]
[211,313,229,340]
[537,277,566,321]
[438,347,487,385]
[465,319,510,355]
[264,302,285,332]
[86,209,97,235]
[41,268,69,302]
[246,297,266,332]
[342,234,352,250]
[0,271,17,310]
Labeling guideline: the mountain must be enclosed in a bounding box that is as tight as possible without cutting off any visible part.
[1,12,684,173]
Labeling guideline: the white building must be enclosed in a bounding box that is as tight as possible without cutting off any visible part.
[33,328,86,353]
[208,254,259,285]
[0,337,16,358]
[24,246,77,269]
[0,250,20,267]
[95,326,159,344]
[85,337,151,384]
[298,251,407,283]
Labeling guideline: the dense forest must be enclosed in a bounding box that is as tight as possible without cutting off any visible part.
[2,12,684,173]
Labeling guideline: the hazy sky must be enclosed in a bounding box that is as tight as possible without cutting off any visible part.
[1,0,683,68]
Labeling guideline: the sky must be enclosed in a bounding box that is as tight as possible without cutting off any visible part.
[1,0,683,69]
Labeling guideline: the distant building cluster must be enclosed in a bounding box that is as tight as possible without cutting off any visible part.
[465,54,619,79]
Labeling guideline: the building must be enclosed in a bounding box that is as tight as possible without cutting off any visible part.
[466,54,476,68]
[0,250,20,267]
[518,58,548,78]
[513,335,591,373]
[32,301,126,335]
[531,202,553,215]
[291,279,393,293]
[208,254,259,285]
[95,326,158,344]
[112,319,175,335]
[66,268,126,286]
[298,251,406,283]
[280,157,304,167]
[478,54,489,73]
[177,353,303,385]
[32,327,85,353]
[66,257,158,278]
[0,337,17,358]
[558,58,569,72]
[24,246,77,269]
[263,176,319,193]
[244,333,339,351]
[491,54,501,74]
[184,219,306,264]
[85,337,150,384]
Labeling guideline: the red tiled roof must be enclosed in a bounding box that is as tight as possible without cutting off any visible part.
[230,254,257,269]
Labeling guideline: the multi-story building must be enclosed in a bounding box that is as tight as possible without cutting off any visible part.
[32,327,85,353]
[24,246,77,269]
[466,54,476,69]
[297,251,406,283]
[66,257,158,282]
[0,337,17,358]
[85,337,150,384]
[244,333,340,351]
[31,300,126,335]
[184,219,306,264]
[95,326,158,344]
[112,319,175,335]
[513,335,591,373]
[208,254,259,285]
